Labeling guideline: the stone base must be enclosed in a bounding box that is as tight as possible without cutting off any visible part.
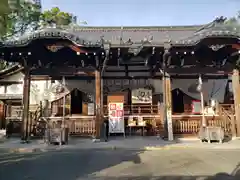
[21,140,31,144]
[92,138,101,143]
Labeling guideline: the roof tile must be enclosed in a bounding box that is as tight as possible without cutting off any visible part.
[70,26,201,44]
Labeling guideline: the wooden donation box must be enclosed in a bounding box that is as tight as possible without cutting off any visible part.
[82,103,95,115]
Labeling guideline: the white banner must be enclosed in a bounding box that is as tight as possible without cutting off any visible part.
[108,103,125,133]
[87,103,95,115]
[132,88,152,104]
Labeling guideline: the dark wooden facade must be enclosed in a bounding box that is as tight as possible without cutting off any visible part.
[0,17,239,140]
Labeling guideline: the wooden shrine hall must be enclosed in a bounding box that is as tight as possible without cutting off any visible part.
[0,17,239,140]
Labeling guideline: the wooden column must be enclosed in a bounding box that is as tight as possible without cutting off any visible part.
[95,70,101,139]
[162,47,173,141]
[163,74,173,141]
[21,68,31,141]
[232,69,240,137]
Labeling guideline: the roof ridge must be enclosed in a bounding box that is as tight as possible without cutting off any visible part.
[76,25,203,28]
[67,25,204,31]
[69,25,204,32]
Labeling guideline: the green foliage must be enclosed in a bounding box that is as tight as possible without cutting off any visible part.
[5,1,41,38]
[225,11,239,26]
[0,0,10,14]
[40,7,74,27]
[0,3,77,38]
[0,1,41,38]
[0,0,11,36]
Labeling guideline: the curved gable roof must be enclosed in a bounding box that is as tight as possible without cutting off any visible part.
[3,28,102,47]
[1,19,239,48]
[175,20,240,46]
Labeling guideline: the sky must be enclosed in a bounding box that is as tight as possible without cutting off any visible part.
[41,0,240,26]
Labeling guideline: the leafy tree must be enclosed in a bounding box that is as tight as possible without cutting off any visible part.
[1,3,79,39]
[40,7,87,28]
[6,2,41,38]
[0,0,41,38]
[40,7,73,27]
[225,11,239,26]
[0,0,11,36]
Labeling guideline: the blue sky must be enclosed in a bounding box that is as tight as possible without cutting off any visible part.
[41,0,240,26]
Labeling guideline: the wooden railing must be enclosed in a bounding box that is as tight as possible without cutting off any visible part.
[43,103,235,137]
[48,116,96,137]
[172,104,235,136]
[219,104,235,114]
[172,115,232,136]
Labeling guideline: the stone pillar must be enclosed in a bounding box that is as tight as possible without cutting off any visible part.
[21,68,31,142]
[232,69,240,137]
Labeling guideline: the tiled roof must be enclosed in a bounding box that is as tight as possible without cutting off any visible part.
[175,22,240,45]
[3,28,102,47]
[69,25,202,45]
[2,20,239,47]
[1,25,202,47]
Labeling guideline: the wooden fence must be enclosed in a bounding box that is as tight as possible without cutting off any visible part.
[7,104,235,138]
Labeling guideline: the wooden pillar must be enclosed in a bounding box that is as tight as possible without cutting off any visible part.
[163,74,173,141]
[162,48,173,141]
[95,70,101,139]
[232,69,240,137]
[21,68,31,141]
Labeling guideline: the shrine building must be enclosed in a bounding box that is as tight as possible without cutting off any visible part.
[0,17,239,140]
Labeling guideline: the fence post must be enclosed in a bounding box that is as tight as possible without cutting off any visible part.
[231,114,237,139]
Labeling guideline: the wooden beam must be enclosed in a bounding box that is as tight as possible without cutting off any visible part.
[232,44,240,50]
[30,67,96,76]
[164,66,234,74]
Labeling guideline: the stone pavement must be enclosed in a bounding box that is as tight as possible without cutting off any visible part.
[1,136,240,153]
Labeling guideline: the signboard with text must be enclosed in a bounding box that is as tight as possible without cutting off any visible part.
[108,103,125,134]
[131,88,152,104]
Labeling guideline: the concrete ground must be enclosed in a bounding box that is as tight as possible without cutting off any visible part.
[1,148,240,180]
[1,136,240,153]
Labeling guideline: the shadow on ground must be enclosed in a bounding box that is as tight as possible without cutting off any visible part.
[1,148,240,180]
[0,149,143,180]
